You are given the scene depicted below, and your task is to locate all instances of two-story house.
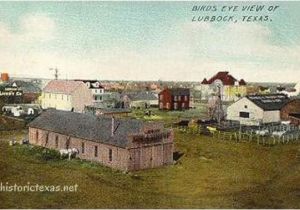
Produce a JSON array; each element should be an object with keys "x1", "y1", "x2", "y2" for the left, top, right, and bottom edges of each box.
[
  {"x1": 74, "y1": 80, "x2": 105, "y2": 103},
  {"x1": 158, "y1": 88, "x2": 190, "y2": 111}
]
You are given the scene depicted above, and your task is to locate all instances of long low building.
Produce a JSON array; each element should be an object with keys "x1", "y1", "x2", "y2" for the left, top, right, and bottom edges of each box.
[{"x1": 28, "y1": 110, "x2": 174, "y2": 171}]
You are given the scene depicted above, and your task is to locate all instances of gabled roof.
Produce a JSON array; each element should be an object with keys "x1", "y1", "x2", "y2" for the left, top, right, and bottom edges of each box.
[
  {"x1": 28, "y1": 109, "x2": 155, "y2": 148},
  {"x1": 246, "y1": 94, "x2": 290, "y2": 111},
  {"x1": 74, "y1": 79, "x2": 104, "y2": 89},
  {"x1": 12, "y1": 80, "x2": 41, "y2": 93},
  {"x1": 43, "y1": 80, "x2": 84, "y2": 95},
  {"x1": 161, "y1": 88, "x2": 190, "y2": 96},
  {"x1": 202, "y1": 71, "x2": 246, "y2": 86}
]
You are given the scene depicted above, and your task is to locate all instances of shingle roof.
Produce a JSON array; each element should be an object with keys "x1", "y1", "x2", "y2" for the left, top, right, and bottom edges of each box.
[
  {"x1": 169, "y1": 88, "x2": 190, "y2": 96},
  {"x1": 43, "y1": 80, "x2": 83, "y2": 95},
  {"x1": 12, "y1": 80, "x2": 41, "y2": 93},
  {"x1": 246, "y1": 94, "x2": 290, "y2": 111},
  {"x1": 28, "y1": 109, "x2": 148, "y2": 148}
]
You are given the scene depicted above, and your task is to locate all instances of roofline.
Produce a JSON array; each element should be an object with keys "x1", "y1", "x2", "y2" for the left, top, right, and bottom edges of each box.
[{"x1": 28, "y1": 125, "x2": 127, "y2": 149}]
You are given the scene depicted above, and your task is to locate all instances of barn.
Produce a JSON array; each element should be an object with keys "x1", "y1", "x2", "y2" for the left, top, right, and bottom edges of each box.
[
  {"x1": 226, "y1": 94, "x2": 290, "y2": 126},
  {"x1": 28, "y1": 109, "x2": 174, "y2": 171}
]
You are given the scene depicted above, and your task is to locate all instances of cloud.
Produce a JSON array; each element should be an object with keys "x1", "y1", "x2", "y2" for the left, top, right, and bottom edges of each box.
[
  {"x1": 0, "y1": 13, "x2": 299, "y2": 83},
  {"x1": 0, "y1": 13, "x2": 56, "y2": 47}
]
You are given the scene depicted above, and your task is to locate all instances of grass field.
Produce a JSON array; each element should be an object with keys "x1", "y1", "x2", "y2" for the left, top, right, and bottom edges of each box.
[{"x1": 0, "y1": 129, "x2": 299, "y2": 208}]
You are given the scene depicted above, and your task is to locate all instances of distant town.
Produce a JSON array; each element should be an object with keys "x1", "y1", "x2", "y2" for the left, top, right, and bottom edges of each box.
[{"x1": 1, "y1": 70, "x2": 300, "y2": 208}]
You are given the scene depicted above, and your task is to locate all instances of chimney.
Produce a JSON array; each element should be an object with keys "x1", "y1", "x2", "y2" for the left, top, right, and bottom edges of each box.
[{"x1": 111, "y1": 116, "x2": 115, "y2": 137}]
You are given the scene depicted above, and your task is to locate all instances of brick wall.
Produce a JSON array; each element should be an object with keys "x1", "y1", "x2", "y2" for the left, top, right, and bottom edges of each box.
[
  {"x1": 28, "y1": 127, "x2": 174, "y2": 171},
  {"x1": 280, "y1": 100, "x2": 300, "y2": 120}
]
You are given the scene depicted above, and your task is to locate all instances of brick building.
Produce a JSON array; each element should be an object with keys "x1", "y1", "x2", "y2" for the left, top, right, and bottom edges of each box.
[
  {"x1": 280, "y1": 99, "x2": 300, "y2": 126},
  {"x1": 28, "y1": 110, "x2": 174, "y2": 171},
  {"x1": 158, "y1": 88, "x2": 190, "y2": 111}
]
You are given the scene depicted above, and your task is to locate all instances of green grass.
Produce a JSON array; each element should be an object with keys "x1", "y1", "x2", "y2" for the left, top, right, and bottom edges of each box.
[{"x1": 0, "y1": 130, "x2": 299, "y2": 208}]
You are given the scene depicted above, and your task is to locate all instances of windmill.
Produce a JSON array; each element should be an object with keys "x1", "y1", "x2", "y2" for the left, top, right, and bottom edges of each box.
[
  {"x1": 49, "y1": 68, "x2": 59, "y2": 80},
  {"x1": 208, "y1": 84, "x2": 224, "y2": 125}
]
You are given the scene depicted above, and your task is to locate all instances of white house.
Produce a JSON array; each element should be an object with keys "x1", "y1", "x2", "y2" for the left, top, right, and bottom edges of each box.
[
  {"x1": 226, "y1": 94, "x2": 290, "y2": 126},
  {"x1": 74, "y1": 80, "x2": 105, "y2": 103}
]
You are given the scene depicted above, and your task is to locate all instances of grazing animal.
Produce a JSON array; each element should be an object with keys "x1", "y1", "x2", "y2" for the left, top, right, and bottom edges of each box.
[
  {"x1": 255, "y1": 130, "x2": 269, "y2": 136},
  {"x1": 272, "y1": 131, "x2": 286, "y2": 138},
  {"x1": 59, "y1": 148, "x2": 79, "y2": 160},
  {"x1": 207, "y1": 126, "x2": 217, "y2": 134}
]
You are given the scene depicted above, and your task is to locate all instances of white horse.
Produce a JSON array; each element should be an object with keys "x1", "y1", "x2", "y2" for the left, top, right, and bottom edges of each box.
[
  {"x1": 59, "y1": 148, "x2": 79, "y2": 160},
  {"x1": 255, "y1": 129, "x2": 269, "y2": 136},
  {"x1": 272, "y1": 131, "x2": 286, "y2": 138}
]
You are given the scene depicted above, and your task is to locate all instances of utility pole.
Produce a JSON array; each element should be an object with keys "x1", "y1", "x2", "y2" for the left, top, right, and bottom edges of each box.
[{"x1": 49, "y1": 67, "x2": 59, "y2": 80}]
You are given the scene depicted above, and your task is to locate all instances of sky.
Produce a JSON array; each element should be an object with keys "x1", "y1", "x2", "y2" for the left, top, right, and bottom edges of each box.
[{"x1": 0, "y1": 1, "x2": 300, "y2": 82}]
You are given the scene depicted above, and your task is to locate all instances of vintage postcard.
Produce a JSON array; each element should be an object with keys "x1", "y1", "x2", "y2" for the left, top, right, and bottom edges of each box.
[{"x1": 0, "y1": 1, "x2": 300, "y2": 209}]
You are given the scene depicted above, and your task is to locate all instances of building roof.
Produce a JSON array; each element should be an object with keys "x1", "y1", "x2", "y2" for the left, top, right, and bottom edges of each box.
[
  {"x1": 43, "y1": 80, "x2": 84, "y2": 95},
  {"x1": 169, "y1": 88, "x2": 190, "y2": 96},
  {"x1": 74, "y1": 79, "x2": 104, "y2": 89},
  {"x1": 289, "y1": 113, "x2": 300, "y2": 120},
  {"x1": 28, "y1": 109, "x2": 153, "y2": 148},
  {"x1": 121, "y1": 91, "x2": 157, "y2": 101},
  {"x1": 201, "y1": 71, "x2": 246, "y2": 86},
  {"x1": 246, "y1": 94, "x2": 290, "y2": 111},
  {"x1": 12, "y1": 80, "x2": 41, "y2": 93}
]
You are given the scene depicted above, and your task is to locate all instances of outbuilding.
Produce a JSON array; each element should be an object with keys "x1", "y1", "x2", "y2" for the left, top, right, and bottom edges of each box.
[
  {"x1": 226, "y1": 94, "x2": 290, "y2": 126},
  {"x1": 28, "y1": 109, "x2": 174, "y2": 171}
]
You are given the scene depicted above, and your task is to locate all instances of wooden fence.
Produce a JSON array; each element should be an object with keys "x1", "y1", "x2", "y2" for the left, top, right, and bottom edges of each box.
[{"x1": 173, "y1": 125, "x2": 300, "y2": 146}]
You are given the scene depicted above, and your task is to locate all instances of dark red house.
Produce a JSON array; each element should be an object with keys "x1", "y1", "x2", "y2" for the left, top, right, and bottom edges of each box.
[{"x1": 158, "y1": 88, "x2": 190, "y2": 111}]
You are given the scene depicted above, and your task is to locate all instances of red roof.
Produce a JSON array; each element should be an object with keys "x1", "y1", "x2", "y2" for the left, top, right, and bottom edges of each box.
[
  {"x1": 201, "y1": 71, "x2": 246, "y2": 86},
  {"x1": 201, "y1": 78, "x2": 208, "y2": 84},
  {"x1": 43, "y1": 80, "x2": 84, "y2": 95},
  {"x1": 239, "y1": 79, "x2": 246, "y2": 86}
]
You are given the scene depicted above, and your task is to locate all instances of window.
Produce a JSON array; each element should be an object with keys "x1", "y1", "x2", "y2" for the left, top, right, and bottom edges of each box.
[
  {"x1": 66, "y1": 138, "x2": 70, "y2": 149},
  {"x1": 159, "y1": 95, "x2": 163, "y2": 100},
  {"x1": 55, "y1": 136, "x2": 59, "y2": 148},
  {"x1": 94, "y1": 146, "x2": 98, "y2": 157},
  {"x1": 166, "y1": 102, "x2": 170, "y2": 109},
  {"x1": 184, "y1": 96, "x2": 188, "y2": 101},
  {"x1": 174, "y1": 102, "x2": 178, "y2": 110},
  {"x1": 81, "y1": 142, "x2": 85, "y2": 154},
  {"x1": 239, "y1": 112, "x2": 250, "y2": 118},
  {"x1": 174, "y1": 96, "x2": 178, "y2": 101},
  {"x1": 45, "y1": 134, "x2": 49, "y2": 145},
  {"x1": 159, "y1": 102, "x2": 163, "y2": 109},
  {"x1": 178, "y1": 96, "x2": 182, "y2": 101},
  {"x1": 244, "y1": 105, "x2": 248, "y2": 108},
  {"x1": 36, "y1": 130, "x2": 39, "y2": 143},
  {"x1": 182, "y1": 102, "x2": 185, "y2": 109},
  {"x1": 109, "y1": 149, "x2": 112, "y2": 161}
]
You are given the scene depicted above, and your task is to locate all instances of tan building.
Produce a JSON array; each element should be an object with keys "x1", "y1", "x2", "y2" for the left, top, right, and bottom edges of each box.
[
  {"x1": 40, "y1": 80, "x2": 93, "y2": 113},
  {"x1": 28, "y1": 109, "x2": 174, "y2": 171}
]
